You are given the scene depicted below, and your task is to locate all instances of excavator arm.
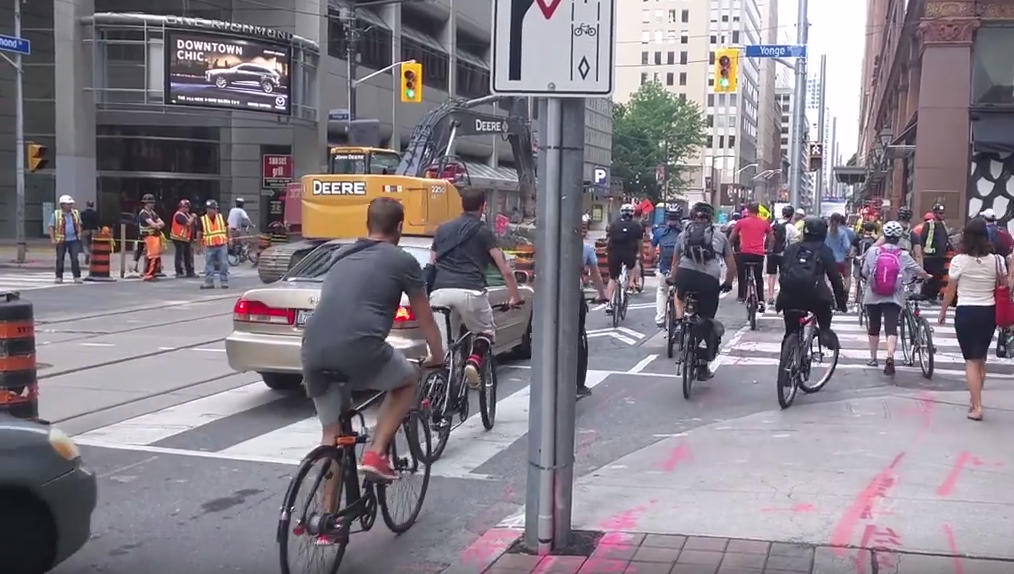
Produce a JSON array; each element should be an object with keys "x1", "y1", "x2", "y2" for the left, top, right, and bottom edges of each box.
[{"x1": 398, "y1": 97, "x2": 536, "y2": 213}]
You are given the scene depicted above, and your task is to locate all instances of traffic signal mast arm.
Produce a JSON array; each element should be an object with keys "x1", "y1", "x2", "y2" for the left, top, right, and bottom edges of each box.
[{"x1": 354, "y1": 58, "x2": 416, "y2": 88}]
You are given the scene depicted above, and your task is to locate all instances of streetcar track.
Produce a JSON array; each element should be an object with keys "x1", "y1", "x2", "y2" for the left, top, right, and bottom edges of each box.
[
  {"x1": 35, "y1": 294, "x2": 239, "y2": 326},
  {"x1": 37, "y1": 311, "x2": 235, "y2": 347},
  {"x1": 38, "y1": 335, "x2": 230, "y2": 380}
]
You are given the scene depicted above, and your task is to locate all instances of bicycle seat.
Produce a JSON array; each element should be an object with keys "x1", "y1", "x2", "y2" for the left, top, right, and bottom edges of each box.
[
  {"x1": 430, "y1": 305, "x2": 452, "y2": 315},
  {"x1": 318, "y1": 370, "x2": 355, "y2": 414}
]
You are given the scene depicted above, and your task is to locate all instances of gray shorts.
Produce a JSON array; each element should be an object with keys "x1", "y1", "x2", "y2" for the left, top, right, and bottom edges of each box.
[{"x1": 306, "y1": 347, "x2": 416, "y2": 427}]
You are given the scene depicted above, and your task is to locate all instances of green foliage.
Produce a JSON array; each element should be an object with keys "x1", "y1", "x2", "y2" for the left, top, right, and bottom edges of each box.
[{"x1": 612, "y1": 82, "x2": 707, "y2": 202}]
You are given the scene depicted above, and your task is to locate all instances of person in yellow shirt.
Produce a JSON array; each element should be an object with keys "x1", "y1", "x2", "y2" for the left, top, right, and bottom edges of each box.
[{"x1": 195, "y1": 200, "x2": 230, "y2": 289}]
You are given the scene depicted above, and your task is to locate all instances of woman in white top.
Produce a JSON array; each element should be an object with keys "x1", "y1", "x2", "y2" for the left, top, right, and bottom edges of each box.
[{"x1": 938, "y1": 218, "x2": 1014, "y2": 420}]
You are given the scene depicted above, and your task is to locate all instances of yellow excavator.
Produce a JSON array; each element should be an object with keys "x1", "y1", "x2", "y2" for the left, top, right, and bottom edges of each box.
[{"x1": 257, "y1": 97, "x2": 536, "y2": 283}]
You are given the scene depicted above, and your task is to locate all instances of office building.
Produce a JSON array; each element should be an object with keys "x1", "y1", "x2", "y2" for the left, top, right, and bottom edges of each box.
[
  {"x1": 754, "y1": 0, "x2": 782, "y2": 203},
  {"x1": 615, "y1": 0, "x2": 764, "y2": 202},
  {"x1": 0, "y1": 0, "x2": 612, "y2": 238},
  {"x1": 775, "y1": 85, "x2": 811, "y2": 209}
]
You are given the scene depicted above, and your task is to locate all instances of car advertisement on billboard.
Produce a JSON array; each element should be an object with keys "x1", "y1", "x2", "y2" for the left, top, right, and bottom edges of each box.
[{"x1": 165, "y1": 30, "x2": 291, "y2": 115}]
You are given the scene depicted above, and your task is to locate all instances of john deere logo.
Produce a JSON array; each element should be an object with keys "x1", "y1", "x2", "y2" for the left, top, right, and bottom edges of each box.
[{"x1": 312, "y1": 181, "x2": 367, "y2": 195}]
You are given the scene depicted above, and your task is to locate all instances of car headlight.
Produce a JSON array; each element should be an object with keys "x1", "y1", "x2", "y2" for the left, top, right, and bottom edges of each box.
[{"x1": 48, "y1": 427, "x2": 81, "y2": 461}]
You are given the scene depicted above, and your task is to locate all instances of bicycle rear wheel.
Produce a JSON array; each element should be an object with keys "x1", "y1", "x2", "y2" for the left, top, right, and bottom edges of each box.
[
  {"x1": 665, "y1": 302, "x2": 676, "y2": 359},
  {"x1": 799, "y1": 330, "x2": 839, "y2": 394},
  {"x1": 278, "y1": 446, "x2": 350, "y2": 574},
  {"x1": 227, "y1": 252, "x2": 240, "y2": 267},
  {"x1": 379, "y1": 409, "x2": 431, "y2": 534},
  {"x1": 899, "y1": 312, "x2": 914, "y2": 366},
  {"x1": 478, "y1": 350, "x2": 497, "y2": 430},
  {"x1": 747, "y1": 293, "x2": 758, "y2": 331},
  {"x1": 611, "y1": 289, "x2": 621, "y2": 328},
  {"x1": 777, "y1": 334, "x2": 800, "y2": 408},
  {"x1": 681, "y1": 331, "x2": 694, "y2": 400},
  {"x1": 913, "y1": 316, "x2": 935, "y2": 379},
  {"x1": 418, "y1": 370, "x2": 451, "y2": 463}
]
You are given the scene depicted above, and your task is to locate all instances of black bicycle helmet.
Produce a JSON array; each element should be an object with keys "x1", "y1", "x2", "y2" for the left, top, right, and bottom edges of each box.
[
  {"x1": 802, "y1": 216, "x2": 828, "y2": 241},
  {"x1": 897, "y1": 206, "x2": 912, "y2": 221},
  {"x1": 665, "y1": 205, "x2": 683, "y2": 219},
  {"x1": 781, "y1": 204, "x2": 795, "y2": 218},
  {"x1": 690, "y1": 202, "x2": 715, "y2": 221},
  {"x1": 861, "y1": 221, "x2": 876, "y2": 233}
]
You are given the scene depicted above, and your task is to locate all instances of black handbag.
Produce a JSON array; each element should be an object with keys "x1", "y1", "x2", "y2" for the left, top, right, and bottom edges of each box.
[{"x1": 423, "y1": 224, "x2": 483, "y2": 293}]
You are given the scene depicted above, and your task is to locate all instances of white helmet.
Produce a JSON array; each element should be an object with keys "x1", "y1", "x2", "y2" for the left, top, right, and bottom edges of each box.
[
  {"x1": 620, "y1": 203, "x2": 634, "y2": 212},
  {"x1": 581, "y1": 213, "x2": 591, "y2": 224},
  {"x1": 58, "y1": 195, "x2": 74, "y2": 204},
  {"x1": 882, "y1": 220, "x2": 905, "y2": 238}
]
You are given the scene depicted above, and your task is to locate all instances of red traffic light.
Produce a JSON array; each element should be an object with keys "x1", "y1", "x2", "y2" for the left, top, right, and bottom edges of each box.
[
  {"x1": 719, "y1": 55, "x2": 730, "y2": 67},
  {"x1": 404, "y1": 71, "x2": 416, "y2": 82}
]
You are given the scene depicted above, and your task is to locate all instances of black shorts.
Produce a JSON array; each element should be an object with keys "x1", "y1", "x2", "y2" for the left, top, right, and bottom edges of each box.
[
  {"x1": 954, "y1": 305, "x2": 996, "y2": 360},
  {"x1": 766, "y1": 254, "x2": 782, "y2": 275},
  {"x1": 607, "y1": 249, "x2": 638, "y2": 280},
  {"x1": 673, "y1": 268, "x2": 721, "y2": 319}
]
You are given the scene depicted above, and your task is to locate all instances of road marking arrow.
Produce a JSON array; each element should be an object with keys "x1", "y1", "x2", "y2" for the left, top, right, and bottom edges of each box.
[{"x1": 535, "y1": 0, "x2": 562, "y2": 19}]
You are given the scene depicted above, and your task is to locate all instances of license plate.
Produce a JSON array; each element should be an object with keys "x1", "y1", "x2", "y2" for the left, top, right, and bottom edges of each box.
[{"x1": 296, "y1": 310, "x2": 314, "y2": 326}]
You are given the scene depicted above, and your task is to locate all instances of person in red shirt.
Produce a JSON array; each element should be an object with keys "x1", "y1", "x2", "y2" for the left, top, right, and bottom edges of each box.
[{"x1": 728, "y1": 202, "x2": 774, "y2": 309}]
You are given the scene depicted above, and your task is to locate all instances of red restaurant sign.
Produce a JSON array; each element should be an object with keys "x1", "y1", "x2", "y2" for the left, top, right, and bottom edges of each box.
[{"x1": 262, "y1": 154, "x2": 293, "y2": 189}]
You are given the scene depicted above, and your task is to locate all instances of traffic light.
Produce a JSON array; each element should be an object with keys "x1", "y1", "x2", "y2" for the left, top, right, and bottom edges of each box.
[
  {"x1": 713, "y1": 48, "x2": 738, "y2": 93},
  {"x1": 808, "y1": 142, "x2": 823, "y2": 172},
  {"x1": 26, "y1": 142, "x2": 48, "y2": 172},
  {"x1": 400, "y1": 62, "x2": 423, "y2": 103}
]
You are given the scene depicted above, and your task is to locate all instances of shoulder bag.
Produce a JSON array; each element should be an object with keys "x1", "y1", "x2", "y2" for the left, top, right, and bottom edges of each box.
[
  {"x1": 993, "y1": 254, "x2": 1014, "y2": 328},
  {"x1": 423, "y1": 223, "x2": 483, "y2": 294}
]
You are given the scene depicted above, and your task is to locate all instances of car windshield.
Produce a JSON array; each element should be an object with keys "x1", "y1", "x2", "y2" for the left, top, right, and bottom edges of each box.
[{"x1": 283, "y1": 242, "x2": 430, "y2": 282}]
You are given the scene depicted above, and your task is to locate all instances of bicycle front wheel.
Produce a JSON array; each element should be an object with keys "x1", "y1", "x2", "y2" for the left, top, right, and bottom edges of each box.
[
  {"x1": 799, "y1": 330, "x2": 839, "y2": 394},
  {"x1": 278, "y1": 446, "x2": 349, "y2": 574},
  {"x1": 478, "y1": 351, "x2": 498, "y2": 429},
  {"x1": 777, "y1": 334, "x2": 800, "y2": 409},
  {"x1": 379, "y1": 409, "x2": 431, "y2": 533},
  {"x1": 418, "y1": 370, "x2": 451, "y2": 463},
  {"x1": 665, "y1": 303, "x2": 676, "y2": 359},
  {"x1": 227, "y1": 252, "x2": 240, "y2": 267},
  {"x1": 914, "y1": 316, "x2": 935, "y2": 379},
  {"x1": 611, "y1": 290, "x2": 621, "y2": 328},
  {"x1": 681, "y1": 332, "x2": 694, "y2": 400},
  {"x1": 899, "y1": 312, "x2": 913, "y2": 366}
]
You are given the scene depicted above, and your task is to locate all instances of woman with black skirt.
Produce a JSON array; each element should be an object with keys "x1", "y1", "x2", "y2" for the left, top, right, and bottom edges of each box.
[{"x1": 938, "y1": 218, "x2": 1014, "y2": 420}]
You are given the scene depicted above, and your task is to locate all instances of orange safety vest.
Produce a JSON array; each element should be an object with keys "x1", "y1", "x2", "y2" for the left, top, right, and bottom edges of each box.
[
  {"x1": 200, "y1": 213, "x2": 228, "y2": 247},
  {"x1": 53, "y1": 209, "x2": 81, "y2": 242},
  {"x1": 170, "y1": 210, "x2": 192, "y2": 241}
]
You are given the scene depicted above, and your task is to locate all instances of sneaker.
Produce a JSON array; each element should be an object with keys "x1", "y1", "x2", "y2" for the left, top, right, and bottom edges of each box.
[
  {"x1": 54, "y1": 277, "x2": 63, "y2": 284},
  {"x1": 73, "y1": 277, "x2": 83, "y2": 284},
  {"x1": 463, "y1": 354, "x2": 482, "y2": 388},
  {"x1": 220, "y1": 284, "x2": 229, "y2": 289},
  {"x1": 884, "y1": 358, "x2": 896, "y2": 376},
  {"x1": 200, "y1": 283, "x2": 215, "y2": 290},
  {"x1": 360, "y1": 451, "x2": 398, "y2": 481},
  {"x1": 604, "y1": 306, "x2": 614, "y2": 315},
  {"x1": 697, "y1": 365, "x2": 714, "y2": 381}
]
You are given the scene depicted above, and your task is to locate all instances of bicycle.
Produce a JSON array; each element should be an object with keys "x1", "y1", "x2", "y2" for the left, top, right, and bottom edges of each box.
[
  {"x1": 674, "y1": 291, "x2": 702, "y2": 400},
  {"x1": 632, "y1": 260, "x2": 645, "y2": 294},
  {"x1": 665, "y1": 284, "x2": 678, "y2": 359},
  {"x1": 854, "y1": 274, "x2": 868, "y2": 327},
  {"x1": 228, "y1": 231, "x2": 258, "y2": 267},
  {"x1": 776, "y1": 310, "x2": 840, "y2": 409},
  {"x1": 611, "y1": 264, "x2": 631, "y2": 328},
  {"x1": 744, "y1": 263, "x2": 760, "y2": 331},
  {"x1": 899, "y1": 280, "x2": 935, "y2": 379},
  {"x1": 573, "y1": 23, "x2": 597, "y2": 36},
  {"x1": 419, "y1": 302, "x2": 521, "y2": 462},
  {"x1": 277, "y1": 364, "x2": 431, "y2": 574}
]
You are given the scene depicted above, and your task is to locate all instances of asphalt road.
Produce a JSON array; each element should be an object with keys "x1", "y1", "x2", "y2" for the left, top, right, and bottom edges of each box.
[{"x1": 28, "y1": 273, "x2": 994, "y2": 574}]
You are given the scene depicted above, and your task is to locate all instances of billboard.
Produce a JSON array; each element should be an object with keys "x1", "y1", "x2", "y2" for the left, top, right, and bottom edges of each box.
[{"x1": 165, "y1": 30, "x2": 291, "y2": 115}]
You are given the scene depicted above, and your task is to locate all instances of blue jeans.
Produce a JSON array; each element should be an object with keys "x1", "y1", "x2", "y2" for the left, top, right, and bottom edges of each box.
[{"x1": 203, "y1": 245, "x2": 229, "y2": 284}]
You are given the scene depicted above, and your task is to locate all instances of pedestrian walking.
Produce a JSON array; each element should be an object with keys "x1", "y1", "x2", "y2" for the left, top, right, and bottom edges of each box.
[
  {"x1": 47, "y1": 195, "x2": 84, "y2": 284},
  {"x1": 137, "y1": 194, "x2": 165, "y2": 281},
  {"x1": 80, "y1": 200, "x2": 99, "y2": 265},
  {"x1": 170, "y1": 200, "x2": 197, "y2": 278},
  {"x1": 938, "y1": 218, "x2": 1014, "y2": 421},
  {"x1": 197, "y1": 200, "x2": 229, "y2": 289}
]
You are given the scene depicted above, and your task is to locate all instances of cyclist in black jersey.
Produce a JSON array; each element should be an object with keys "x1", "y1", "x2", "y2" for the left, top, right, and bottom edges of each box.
[{"x1": 605, "y1": 203, "x2": 644, "y2": 315}]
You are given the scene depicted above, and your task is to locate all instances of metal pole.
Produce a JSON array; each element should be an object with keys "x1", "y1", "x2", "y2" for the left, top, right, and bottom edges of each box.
[
  {"x1": 787, "y1": 0, "x2": 808, "y2": 209},
  {"x1": 551, "y1": 98, "x2": 585, "y2": 546},
  {"x1": 813, "y1": 54, "x2": 826, "y2": 214},
  {"x1": 525, "y1": 97, "x2": 562, "y2": 554},
  {"x1": 344, "y1": 9, "x2": 358, "y2": 127},
  {"x1": 14, "y1": 0, "x2": 26, "y2": 263}
]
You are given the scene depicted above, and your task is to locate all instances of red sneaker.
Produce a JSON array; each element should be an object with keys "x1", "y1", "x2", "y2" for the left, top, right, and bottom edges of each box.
[
  {"x1": 463, "y1": 354, "x2": 482, "y2": 388},
  {"x1": 360, "y1": 450, "x2": 398, "y2": 481}
]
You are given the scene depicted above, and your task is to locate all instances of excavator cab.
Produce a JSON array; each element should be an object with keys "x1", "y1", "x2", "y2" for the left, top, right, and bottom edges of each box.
[
  {"x1": 328, "y1": 147, "x2": 402, "y2": 175},
  {"x1": 424, "y1": 155, "x2": 471, "y2": 188}
]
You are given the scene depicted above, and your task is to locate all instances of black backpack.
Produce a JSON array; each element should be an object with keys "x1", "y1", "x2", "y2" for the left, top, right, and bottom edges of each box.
[
  {"x1": 683, "y1": 222, "x2": 717, "y2": 263},
  {"x1": 771, "y1": 222, "x2": 787, "y2": 252},
  {"x1": 780, "y1": 244, "x2": 823, "y2": 292}
]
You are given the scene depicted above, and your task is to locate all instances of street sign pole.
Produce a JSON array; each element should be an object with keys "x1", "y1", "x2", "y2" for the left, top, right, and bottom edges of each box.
[
  {"x1": 13, "y1": 0, "x2": 26, "y2": 263},
  {"x1": 787, "y1": 0, "x2": 809, "y2": 209}
]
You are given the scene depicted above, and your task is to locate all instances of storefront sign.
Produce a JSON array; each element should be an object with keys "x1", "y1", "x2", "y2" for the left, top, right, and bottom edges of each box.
[
  {"x1": 165, "y1": 30, "x2": 291, "y2": 115},
  {"x1": 262, "y1": 154, "x2": 293, "y2": 189},
  {"x1": 164, "y1": 16, "x2": 294, "y2": 43}
]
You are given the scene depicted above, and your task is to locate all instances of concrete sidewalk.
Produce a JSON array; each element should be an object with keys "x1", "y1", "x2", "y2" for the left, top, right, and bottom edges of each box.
[{"x1": 442, "y1": 386, "x2": 1014, "y2": 572}]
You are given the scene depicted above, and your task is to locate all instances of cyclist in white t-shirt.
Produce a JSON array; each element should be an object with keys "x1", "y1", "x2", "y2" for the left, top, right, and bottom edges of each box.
[{"x1": 227, "y1": 198, "x2": 252, "y2": 248}]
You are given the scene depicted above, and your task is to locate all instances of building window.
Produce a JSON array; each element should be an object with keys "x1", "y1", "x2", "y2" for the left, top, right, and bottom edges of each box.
[
  {"x1": 401, "y1": 37, "x2": 449, "y2": 91},
  {"x1": 641, "y1": 72, "x2": 649, "y2": 84},
  {"x1": 666, "y1": 72, "x2": 674, "y2": 85},
  {"x1": 668, "y1": 9, "x2": 677, "y2": 22},
  {"x1": 718, "y1": 136, "x2": 725, "y2": 148},
  {"x1": 642, "y1": 8, "x2": 650, "y2": 22},
  {"x1": 642, "y1": 31, "x2": 650, "y2": 43},
  {"x1": 679, "y1": 72, "x2": 687, "y2": 86},
  {"x1": 641, "y1": 51, "x2": 649, "y2": 65},
  {"x1": 667, "y1": 30, "x2": 677, "y2": 43},
  {"x1": 681, "y1": 9, "x2": 689, "y2": 22},
  {"x1": 710, "y1": 35, "x2": 717, "y2": 44},
  {"x1": 732, "y1": 30, "x2": 740, "y2": 43},
  {"x1": 359, "y1": 23, "x2": 393, "y2": 70},
  {"x1": 679, "y1": 93, "x2": 686, "y2": 101},
  {"x1": 680, "y1": 31, "x2": 689, "y2": 44},
  {"x1": 457, "y1": 61, "x2": 490, "y2": 98},
  {"x1": 654, "y1": 51, "x2": 662, "y2": 65},
  {"x1": 667, "y1": 51, "x2": 675, "y2": 65},
  {"x1": 729, "y1": 135, "x2": 736, "y2": 148},
  {"x1": 973, "y1": 27, "x2": 1014, "y2": 104},
  {"x1": 708, "y1": 94, "x2": 714, "y2": 106},
  {"x1": 707, "y1": 114, "x2": 714, "y2": 127},
  {"x1": 709, "y1": 52, "x2": 715, "y2": 65},
  {"x1": 680, "y1": 51, "x2": 687, "y2": 64}
]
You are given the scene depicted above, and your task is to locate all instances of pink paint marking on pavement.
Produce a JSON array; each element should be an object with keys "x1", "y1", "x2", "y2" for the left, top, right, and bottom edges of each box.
[
  {"x1": 456, "y1": 528, "x2": 521, "y2": 570},
  {"x1": 761, "y1": 503, "x2": 815, "y2": 513},
  {"x1": 597, "y1": 499, "x2": 658, "y2": 531},
  {"x1": 828, "y1": 452, "x2": 905, "y2": 554},
  {"x1": 656, "y1": 442, "x2": 690, "y2": 472},
  {"x1": 942, "y1": 524, "x2": 964, "y2": 574}
]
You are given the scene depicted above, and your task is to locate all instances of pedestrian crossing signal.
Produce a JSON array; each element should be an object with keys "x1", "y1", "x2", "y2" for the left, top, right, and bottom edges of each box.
[
  {"x1": 400, "y1": 62, "x2": 422, "y2": 103},
  {"x1": 26, "y1": 142, "x2": 48, "y2": 172},
  {"x1": 713, "y1": 48, "x2": 738, "y2": 93}
]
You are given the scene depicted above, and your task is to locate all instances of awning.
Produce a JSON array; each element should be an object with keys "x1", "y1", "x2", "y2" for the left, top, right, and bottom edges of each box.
[{"x1": 972, "y1": 114, "x2": 1014, "y2": 154}]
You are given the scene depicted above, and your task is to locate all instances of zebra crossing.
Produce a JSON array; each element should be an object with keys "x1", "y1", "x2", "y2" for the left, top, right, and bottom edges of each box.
[
  {"x1": 0, "y1": 271, "x2": 92, "y2": 292},
  {"x1": 71, "y1": 368, "x2": 611, "y2": 479},
  {"x1": 730, "y1": 307, "x2": 1014, "y2": 377}
]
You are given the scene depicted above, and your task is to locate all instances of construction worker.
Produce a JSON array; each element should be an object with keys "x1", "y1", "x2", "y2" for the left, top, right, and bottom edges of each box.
[
  {"x1": 197, "y1": 199, "x2": 229, "y2": 289},
  {"x1": 48, "y1": 195, "x2": 83, "y2": 284},
  {"x1": 170, "y1": 199, "x2": 197, "y2": 278},
  {"x1": 138, "y1": 194, "x2": 165, "y2": 281},
  {"x1": 918, "y1": 204, "x2": 952, "y2": 302}
]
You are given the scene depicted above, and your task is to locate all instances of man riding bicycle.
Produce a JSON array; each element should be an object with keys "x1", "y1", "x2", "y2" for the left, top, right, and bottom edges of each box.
[
  {"x1": 728, "y1": 202, "x2": 774, "y2": 312},
  {"x1": 651, "y1": 206, "x2": 683, "y2": 328},
  {"x1": 666, "y1": 202, "x2": 736, "y2": 381},
  {"x1": 429, "y1": 189, "x2": 522, "y2": 389},
  {"x1": 301, "y1": 198, "x2": 445, "y2": 485},
  {"x1": 852, "y1": 221, "x2": 878, "y2": 305},
  {"x1": 766, "y1": 205, "x2": 798, "y2": 306},
  {"x1": 605, "y1": 204, "x2": 644, "y2": 315},
  {"x1": 776, "y1": 217, "x2": 848, "y2": 349}
]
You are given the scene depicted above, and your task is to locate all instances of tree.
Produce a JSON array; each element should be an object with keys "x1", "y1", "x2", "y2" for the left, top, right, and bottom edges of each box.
[{"x1": 612, "y1": 82, "x2": 707, "y2": 202}]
